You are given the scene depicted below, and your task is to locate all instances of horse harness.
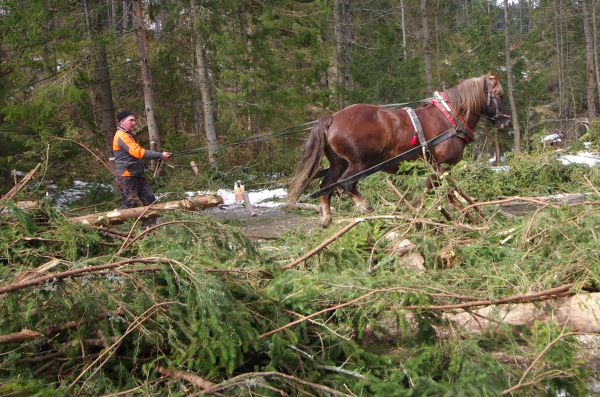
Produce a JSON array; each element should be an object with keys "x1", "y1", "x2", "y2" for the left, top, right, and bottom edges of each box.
[{"x1": 309, "y1": 92, "x2": 475, "y2": 198}]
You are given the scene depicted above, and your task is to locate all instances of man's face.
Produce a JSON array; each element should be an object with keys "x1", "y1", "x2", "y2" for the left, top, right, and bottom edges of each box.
[{"x1": 120, "y1": 116, "x2": 136, "y2": 131}]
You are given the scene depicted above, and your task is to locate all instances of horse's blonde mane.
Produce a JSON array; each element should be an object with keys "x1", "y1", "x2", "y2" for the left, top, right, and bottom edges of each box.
[{"x1": 444, "y1": 75, "x2": 496, "y2": 122}]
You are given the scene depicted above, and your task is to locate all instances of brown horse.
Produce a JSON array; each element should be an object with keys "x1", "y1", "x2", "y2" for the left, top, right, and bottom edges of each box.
[{"x1": 287, "y1": 74, "x2": 511, "y2": 227}]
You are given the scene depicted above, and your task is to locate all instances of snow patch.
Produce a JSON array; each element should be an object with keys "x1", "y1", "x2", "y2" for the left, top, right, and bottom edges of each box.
[{"x1": 187, "y1": 188, "x2": 288, "y2": 208}]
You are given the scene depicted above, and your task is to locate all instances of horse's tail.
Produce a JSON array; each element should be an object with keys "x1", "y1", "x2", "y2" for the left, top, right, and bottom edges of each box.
[{"x1": 287, "y1": 116, "x2": 332, "y2": 205}]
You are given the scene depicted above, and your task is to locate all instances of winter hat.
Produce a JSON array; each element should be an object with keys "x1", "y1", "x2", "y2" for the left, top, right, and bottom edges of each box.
[{"x1": 116, "y1": 110, "x2": 134, "y2": 123}]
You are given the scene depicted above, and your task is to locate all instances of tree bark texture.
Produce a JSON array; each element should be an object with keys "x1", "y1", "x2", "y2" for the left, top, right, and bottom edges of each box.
[
  {"x1": 400, "y1": 0, "x2": 407, "y2": 60},
  {"x1": 133, "y1": 0, "x2": 161, "y2": 153},
  {"x1": 582, "y1": 0, "x2": 596, "y2": 122},
  {"x1": 503, "y1": 0, "x2": 521, "y2": 155},
  {"x1": 190, "y1": 0, "x2": 218, "y2": 165},
  {"x1": 420, "y1": 0, "x2": 433, "y2": 94},
  {"x1": 68, "y1": 195, "x2": 223, "y2": 226},
  {"x1": 333, "y1": 0, "x2": 352, "y2": 106}
]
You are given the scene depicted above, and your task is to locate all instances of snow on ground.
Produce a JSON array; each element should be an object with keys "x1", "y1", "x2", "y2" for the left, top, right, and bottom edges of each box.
[
  {"x1": 558, "y1": 151, "x2": 600, "y2": 167},
  {"x1": 49, "y1": 180, "x2": 112, "y2": 208},
  {"x1": 187, "y1": 187, "x2": 288, "y2": 208}
]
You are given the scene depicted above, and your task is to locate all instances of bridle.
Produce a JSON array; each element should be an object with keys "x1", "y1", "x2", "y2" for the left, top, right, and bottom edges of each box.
[{"x1": 481, "y1": 77, "x2": 510, "y2": 125}]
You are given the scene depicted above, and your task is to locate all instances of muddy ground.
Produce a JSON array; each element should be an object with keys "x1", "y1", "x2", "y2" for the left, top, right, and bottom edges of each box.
[{"x1": 204, "y1": 204, "x2": 321, "y2": 240}]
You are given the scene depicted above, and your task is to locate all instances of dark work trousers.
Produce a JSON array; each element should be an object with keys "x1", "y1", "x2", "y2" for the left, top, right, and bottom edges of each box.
[{"x1": 116, "y1": 176, "x2": 157, "y2": 228}]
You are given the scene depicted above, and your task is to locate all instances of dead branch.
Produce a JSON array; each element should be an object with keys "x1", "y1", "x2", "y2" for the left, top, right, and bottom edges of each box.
[
  {"x1": 0, "y1": 257, "x2": 170, "y2": 295},
  {"x1": 280, "y1": 217, "x2": 365, "y2": 270},
  {"x1": 260, "y1": 283, "x2": 577, "y2": 338},
  {"x1": 0, "y1": 163, "x2": 41, "y2": 209},
  {"x1": 202, "y1": 371, "x2": 353, "y2": 397},
  {"x1": 0, "y1": 329, "x2": 42, "y2": 345},
  {"x1": 156, "y1": 366, "x2": 216, "y2": 390}
]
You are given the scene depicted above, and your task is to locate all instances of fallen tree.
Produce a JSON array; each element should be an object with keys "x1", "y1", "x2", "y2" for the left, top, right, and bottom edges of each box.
[{"x1": 67, "y1": 194, "x2": 223, "y2": 226}]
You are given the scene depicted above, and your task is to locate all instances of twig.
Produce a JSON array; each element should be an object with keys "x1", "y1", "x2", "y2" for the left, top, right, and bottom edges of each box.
[
  {"x1": 0, "y1": 163, "x2": 41, "y2": 209},
  {"x1": 385, "y1": 178, "x2": 417, "y2": 214},
  {"x1": 52, "y1": 137, "x2": 114, "y2": 176},
  {"x1": 280, "y1": 217, "x2": 366, "y2": 270},
  {"x1": 70, "y1": 301, "x2": 178, "y2": 389},
  {"x1": 0, "y1": 257, "x2": 170, "y2": 295},
  {"x1": 260, "y1": 283, "x2": 577, "y2": 338},
  {"x1": 461, "y1": 196, "x2": 558, "y2": 213},
  {"x1": 501, "y1": 330, "x2": 597, "y2": 395},
  {"x1": 201, "y1": 371, "x2": 353, "y2": 397},
  {"x1": 156, "y1": 365, "x2": 216, "y2": 390}
]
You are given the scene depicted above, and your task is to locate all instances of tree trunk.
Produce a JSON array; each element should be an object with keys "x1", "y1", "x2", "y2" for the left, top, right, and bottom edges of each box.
[
  {"x1": 582, "y1": 0, "x2": 596, "y2": 122},
  {"x1": 400, "y1": 0, "x2": 407, "y2": 60},
  {"x1": 94, "y1": 43, "x2": 117, "y2": 166},
  {"x1": 68, "y1": 195, "x2": 223, "y2": 226},
  {"x1": 494, "y1": 131, "x2": 501, "y2": 166},
  {"x1": 342, "y1": 0, "x2": 353, "y2": 91},
  {"x1": 333, "y1": 0, "x2": 346, "y2": 106},
  {"x1": 593, "y1": 3, "x2": 600, "y2": 108},
  {"x1": 81, "y1": 0, "x2": 116, "y2": 168},
  {"x1": 190, "y1": 0, "x2": 218, "y2": 165},
  {"x1": 133, "y1": 0, "x2": 161, "y2": 156},
  {"x1": 420, "y1": 0, "x2": 432, "y2": 94},
  {"x1": 503, "y1": 0, "x2": 521, "y2": 155},
  {"x1": 122, "y1": 0, "x2": 130, "y2": 31}
]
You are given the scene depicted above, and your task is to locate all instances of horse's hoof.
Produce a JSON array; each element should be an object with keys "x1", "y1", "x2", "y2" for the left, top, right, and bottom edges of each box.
[
  {"x1": 320, "y1": 217, "x2": 332, "y2": 228},
  {"x1": 356, "y1": 205, "x2": 374, "y2": 214}
]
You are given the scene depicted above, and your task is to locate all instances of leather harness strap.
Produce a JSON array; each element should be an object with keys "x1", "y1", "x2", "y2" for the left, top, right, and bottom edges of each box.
[{"x1": 431, "y1": 91, "x2": 475, "y2": 143}]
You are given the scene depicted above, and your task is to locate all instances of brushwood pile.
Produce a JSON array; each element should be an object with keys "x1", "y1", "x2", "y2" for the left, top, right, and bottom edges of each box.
[{"x1": 1, "y1": 150, "x2": 599, "y2": 396}]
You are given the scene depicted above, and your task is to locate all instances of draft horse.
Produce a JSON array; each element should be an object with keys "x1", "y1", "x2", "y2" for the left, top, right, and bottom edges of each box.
[{"x1": 287, "y1": 74, "x2": 511, "y2": 227}]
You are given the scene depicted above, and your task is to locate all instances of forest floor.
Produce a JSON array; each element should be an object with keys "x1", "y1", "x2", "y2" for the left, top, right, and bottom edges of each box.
[{"x1": 204, "y1": 204, "x2": 319, "y2": 240}]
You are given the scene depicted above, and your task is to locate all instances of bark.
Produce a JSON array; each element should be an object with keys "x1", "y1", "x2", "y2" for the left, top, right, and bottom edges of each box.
[
  {"x1": 420, "y1": 0, "x2": 432, "y2": 94},
  {"x1": 68, "y1": 195, "x2": 223, "y2": 226},
  {"x1": 400, "y1": 0, "x2": 407, "y2": 60},
  {"x1": 494, "y1": 130, "x2": 501, "y2": 166},
  {"x1": 503, "y1": 0, "x2": 521, "y2": 155},
  {"x1": 448, "y1": 293, "x2": 600, "y2": 334},
  {"x1": 156, "y1": 366, "x2": 216, "y2": 390},
  {"x1": 333, "y1": 0, "x2": 345, "y2": 105},
  {"x1": 593, "y1": 3, "x2": 600, "y2": 107},
  {"x1": 133, "y1": 0, "x2": 161, "y2": 154},
  {"x1": 0, "y1": 330, "x2": 42, "y2": 345},
  {"x1": 122, "y1": 0, "x2": 130, "y2": 31},
  {"x1": 81, "y1": 0, "x2": 117, "y2": 167},
  {"x1": 582, "y1": 0, "x2": 596, "y2": 122},
  {"x1": 190, "y1": 0, "x2": 218, "y2": 165}
]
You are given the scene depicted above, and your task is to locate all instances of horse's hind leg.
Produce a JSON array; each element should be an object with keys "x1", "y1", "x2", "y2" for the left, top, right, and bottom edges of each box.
[
  {"x1": 319, "y1": 150, "x2": 347, "y2": 228},
  {"x1": 339, "y1": 164, "x2": 373, "y2": 214}
]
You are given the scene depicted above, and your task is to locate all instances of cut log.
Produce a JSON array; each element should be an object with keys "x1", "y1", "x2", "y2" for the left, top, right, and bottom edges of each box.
[
  {"x1": 363, "y1": 292, "x2": 600, "y2": 344},
  {"x1": 448, "y1": 292, "x2": 600, "y2": 334},
  {"x1": 68, "y1": 194, "x2": 223, "y2": 226}
]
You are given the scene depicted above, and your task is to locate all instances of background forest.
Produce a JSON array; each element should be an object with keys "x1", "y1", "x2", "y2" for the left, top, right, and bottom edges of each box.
[
  {"x1": 2, "y1": 1, "x2": 600, "y2": 397},
  {"x1": 0, "y1": 0, "x2": 598, "y2": 191}
]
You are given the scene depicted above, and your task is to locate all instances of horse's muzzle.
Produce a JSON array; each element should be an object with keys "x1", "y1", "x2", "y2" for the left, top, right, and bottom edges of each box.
[{"x1": 493, "y1": 113, "x2": 511, "y2": 129}]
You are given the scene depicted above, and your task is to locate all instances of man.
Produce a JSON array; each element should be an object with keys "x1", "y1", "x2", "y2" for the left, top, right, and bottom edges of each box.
[{"x1": 112, "y1": 110, "x2": 171, "y2": 227}]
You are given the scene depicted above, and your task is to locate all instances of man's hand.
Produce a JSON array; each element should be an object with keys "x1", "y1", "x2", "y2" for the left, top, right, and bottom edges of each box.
[{"x1": 161, "y1": 151, "x2": 172, "y2": 160}]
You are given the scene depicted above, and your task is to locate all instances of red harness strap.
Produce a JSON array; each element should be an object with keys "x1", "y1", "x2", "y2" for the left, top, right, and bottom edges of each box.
[{"x1": 430, "y1": 92, "x2": 475, "y2": 143}]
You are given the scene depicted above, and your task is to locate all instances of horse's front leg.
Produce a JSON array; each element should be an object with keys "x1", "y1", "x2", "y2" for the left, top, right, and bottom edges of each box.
[{"x1": 319, "y1": 194, "x2": 333, "y2": 228}]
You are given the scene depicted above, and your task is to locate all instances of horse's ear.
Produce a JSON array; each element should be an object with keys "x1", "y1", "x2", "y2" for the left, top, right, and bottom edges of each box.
[{"x1": 488, "y1": 74, "x2": 498, "y2": 87}]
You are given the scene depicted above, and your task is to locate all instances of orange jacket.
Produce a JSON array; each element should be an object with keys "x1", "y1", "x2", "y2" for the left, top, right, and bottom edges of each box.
[{"x1": 112, "y1": 129, "x2": 162, "y2": 177}]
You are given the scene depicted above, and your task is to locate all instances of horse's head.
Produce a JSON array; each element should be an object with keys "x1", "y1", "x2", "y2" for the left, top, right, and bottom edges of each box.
[{"x1": 483, "y1": 75, "x2": 511, "y2": 129}]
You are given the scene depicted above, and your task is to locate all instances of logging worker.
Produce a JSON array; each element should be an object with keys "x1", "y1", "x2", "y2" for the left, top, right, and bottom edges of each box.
[{"x1": 113, "y1": 110, "x2": 172, "y2": 227}]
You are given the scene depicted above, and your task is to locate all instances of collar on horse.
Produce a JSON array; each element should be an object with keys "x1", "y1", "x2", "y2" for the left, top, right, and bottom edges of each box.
[{"x1": 430, "y1": 91, "x2": 475, "y2": 143}]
